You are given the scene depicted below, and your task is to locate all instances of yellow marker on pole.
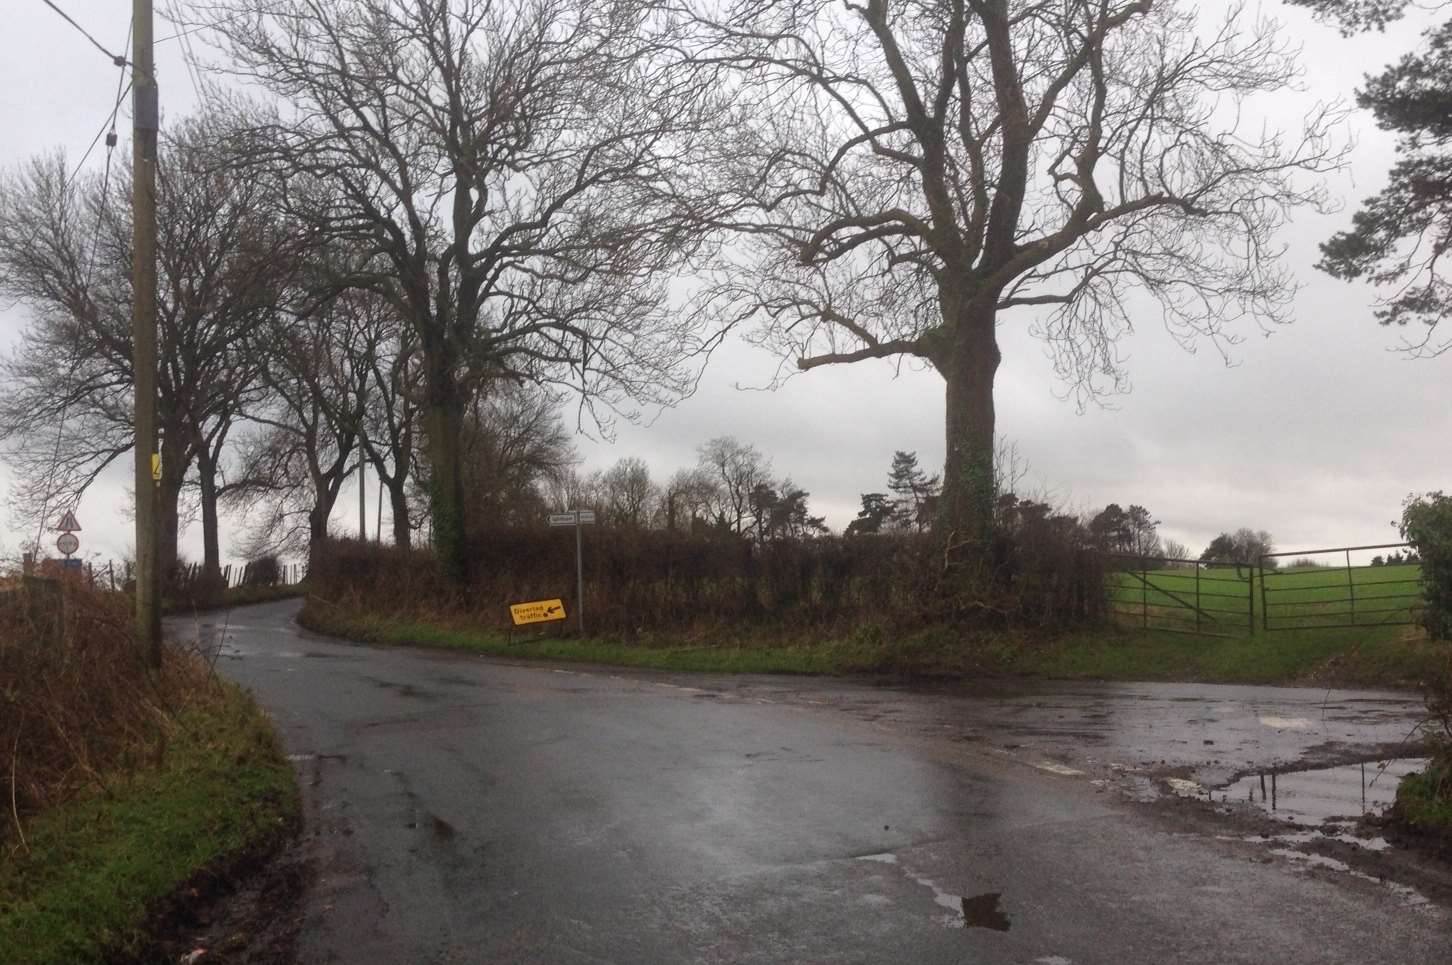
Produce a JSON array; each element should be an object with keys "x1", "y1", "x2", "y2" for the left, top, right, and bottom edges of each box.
[
  {"x1": 151, "y1": 453, "x2": 162, "y2": 482},
  {"x1": 509, "y1": 599, "x2": 567, "y2": 626}
]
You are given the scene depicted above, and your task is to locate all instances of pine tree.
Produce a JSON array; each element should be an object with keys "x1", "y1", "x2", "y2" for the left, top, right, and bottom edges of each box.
[
  {"x1": 845, "y1": 493, "x2": 894, "y2": 537},
  {"x1": 1295, "y1": 0, "x2": 1452, "y2": 355},
  {"x1": 886, "y1": 451, "x2": 941, "y2": 532}
]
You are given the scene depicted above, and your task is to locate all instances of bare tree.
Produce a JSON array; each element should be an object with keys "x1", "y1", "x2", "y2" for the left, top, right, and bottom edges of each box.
[
  {"x1": 225, "y1": 290, "x2": 374, "y2": 555},
  {"x1": 660, "y1": 466, "x2": 720, "y2": 531},
  {"x1": 200, "y1": 0, "x2": 726, "y2": 583},
  {"x1": 696, "y1": 436, "x2": 772, "y2": 534},
  {"x1": 545, "y1": 466, "x2": 606, "y2": 518},
  {"x1": 1161, "y1": 538, "x2": 1190, "y2": 563},
  {"x1": 0, "y1": 117, "x2": 288, "y2": 580},
  {"x1": 601, "y1": 457, "x2": 659, "y2": 528},
  {"x1": 453, "y1": 382, "x2": 576, "y2": 529},
  {"x1": 683, "y1": 0, "x2": 1346, "y2": 544},
  {"x1": 357, "y1": 299, "x2": 422, "y2": 547}
]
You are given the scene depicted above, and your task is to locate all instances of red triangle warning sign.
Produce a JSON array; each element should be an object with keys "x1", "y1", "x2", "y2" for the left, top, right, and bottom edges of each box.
[{"x1": 55, "y1": 509, "x2": 81, "y2": 532}]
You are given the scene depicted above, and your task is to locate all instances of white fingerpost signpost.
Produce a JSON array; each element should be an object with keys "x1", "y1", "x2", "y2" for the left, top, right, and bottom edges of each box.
[{"x1": 548, "y1": 510, "x2": 596, "y2": 634}]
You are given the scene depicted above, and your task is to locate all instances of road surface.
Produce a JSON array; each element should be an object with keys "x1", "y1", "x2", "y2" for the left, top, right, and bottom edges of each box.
[{"x1": 180, "y1": 601, "x2": 1448, "y2": 964}]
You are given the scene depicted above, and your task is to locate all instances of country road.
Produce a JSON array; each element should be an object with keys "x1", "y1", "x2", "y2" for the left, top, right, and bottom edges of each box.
[{"x1": 179, "y1": 600, "x2": 1449, "y2": 964}]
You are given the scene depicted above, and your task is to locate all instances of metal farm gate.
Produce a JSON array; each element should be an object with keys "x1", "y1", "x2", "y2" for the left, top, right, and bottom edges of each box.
[
  {"x1": 1107, "y1": 543, "x2": 1427, "y2": 637},
  {"x1": 1258, "y1": 543, "x2": 1425, "y2": 631},
  {"x1": 1106, "y1": 555, "x2": 1254, "y2": 637}
]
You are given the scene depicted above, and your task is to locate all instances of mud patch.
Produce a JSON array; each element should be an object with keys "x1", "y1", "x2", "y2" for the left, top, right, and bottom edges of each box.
[
  {"x1": 142, "y1": 818, "x2": 312, "y2": 964},
  {"x1": 1267, "y1": 846, "x2": 1436, "y2": 913}
]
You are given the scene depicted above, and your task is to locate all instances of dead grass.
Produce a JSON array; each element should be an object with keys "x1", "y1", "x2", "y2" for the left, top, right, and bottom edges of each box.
[
  {"x1": 0, "y1": 577, "x2": 299, "y2": 964},
  {"x1": 1, "y1": 580, "x2": 222, "y2": 847}
]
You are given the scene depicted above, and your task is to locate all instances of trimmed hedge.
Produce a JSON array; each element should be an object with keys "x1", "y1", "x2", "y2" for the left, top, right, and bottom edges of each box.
[{"x1": 309, "y1": 524, "x2": 1107, "y2": 635}]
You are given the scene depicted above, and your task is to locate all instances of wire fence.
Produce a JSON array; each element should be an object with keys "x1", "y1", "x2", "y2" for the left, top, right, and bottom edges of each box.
[{"x1": 23, "y1": 557, "x2": 307, "y2": 592}]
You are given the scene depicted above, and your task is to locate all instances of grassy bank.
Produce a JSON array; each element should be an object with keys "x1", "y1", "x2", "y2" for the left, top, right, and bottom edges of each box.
[
  {"x1": 0, "y1": 686, "x2": 298, "y2": 965},
  {"x1": 300, "y1": 598, "x2": 1449, "y2": 689},
  {"x1": 1395, "y1": 758, "x2": 1452, "y2": 849}
]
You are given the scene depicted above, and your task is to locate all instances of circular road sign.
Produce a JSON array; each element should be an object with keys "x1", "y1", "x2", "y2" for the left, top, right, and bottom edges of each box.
[{"x1": 56, "y1": 532, "x2": 79, "y2": 556}]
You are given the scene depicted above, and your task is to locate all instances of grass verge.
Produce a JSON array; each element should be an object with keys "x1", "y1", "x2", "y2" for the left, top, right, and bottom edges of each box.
[
  {"x1": 1394, "y1": 757, "x2": 1452, "y2": 851},
  {"x1": 299, "y1": 601, "x2": 895, "y2": 675},
  {"x1": 0, "y1": 684, "x2": 299, "y2": 965},
  {"x1": 299, "y1": 599, "x2": 1449, "y2": 689},
  {"x1": 1019, "y1": 624, "x2": 1448, "y2": 689}
]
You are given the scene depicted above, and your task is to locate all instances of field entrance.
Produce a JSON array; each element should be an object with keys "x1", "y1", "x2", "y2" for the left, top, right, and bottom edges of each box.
[
  {"x1": 1108, "y1": 543, "x2": 1426, "y2": 636},
  {"x1": 1258, "y1": 543, "x2": 1425, "y2": 631},
  {"x1": 1107, "y1": 556, "x2": 1253, "y2": 637}
]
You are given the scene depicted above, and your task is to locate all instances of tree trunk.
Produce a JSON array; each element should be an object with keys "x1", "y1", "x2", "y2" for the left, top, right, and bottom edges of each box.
[
  {"x1": 938, "y1": 313, "x2": 1001, "y2": 546},
  {"x1": 156, "y1": 423, "x2": 189, "y2": 589},
  {"x1": 308, "y1": 501, "x2": 330, "y2": 544},
  {"x1": 303, "y1": 492, "x2": 332, "y2": 579},
  {"x1": 158, "y1": 473, "x2": 183, "y2": 585},
  {"x1": 424, "y1": 357, "x2": 467, "y2": 584},
  {"x1": 197, "y1": 450, "x2": 222, "y2": 583},
  {"x1": 390, "y1": 480, "x2": 412, "y2": 548}
]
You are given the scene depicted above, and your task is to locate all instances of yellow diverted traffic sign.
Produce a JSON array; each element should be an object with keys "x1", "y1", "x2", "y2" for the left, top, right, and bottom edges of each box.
[{"x1": 510, "y1": 598, "x2": 567, "y2": 626}]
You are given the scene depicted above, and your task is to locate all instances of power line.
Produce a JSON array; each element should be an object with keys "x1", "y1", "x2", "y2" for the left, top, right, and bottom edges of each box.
[
  {"x1": 163, "y1": 0, "x2": 206, "y2": 103},
  {"x1": 37, "y1": 0, "x2": 127, "y2": 64},
  {"x1": 156, "y1": 8, "x2": 248, "y2": 46},
  {"x1": 29, "y1": 19, "x2": 134, "y2": 559},
  {"x1": 66, "y1": 78, "x2": 134, "y2": 196},
  {"x1": 86, "y1": 21, "x2": 133, "y2": 287}
]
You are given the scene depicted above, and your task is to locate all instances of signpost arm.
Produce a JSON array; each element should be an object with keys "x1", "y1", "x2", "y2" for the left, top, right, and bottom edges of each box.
[{"x1": 576, "y1": 517, "x2": 585, "y2": 636}]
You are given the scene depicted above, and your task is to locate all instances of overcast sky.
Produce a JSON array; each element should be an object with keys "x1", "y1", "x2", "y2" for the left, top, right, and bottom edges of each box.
[{"x1": 3, "y1": 2, "x2": 1449, "y2": 568}]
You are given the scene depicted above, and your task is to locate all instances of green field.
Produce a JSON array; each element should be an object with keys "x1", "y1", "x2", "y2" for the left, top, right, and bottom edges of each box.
[{"x1": 1110, "y1": 563, "x2": 1424, "y2": 634}]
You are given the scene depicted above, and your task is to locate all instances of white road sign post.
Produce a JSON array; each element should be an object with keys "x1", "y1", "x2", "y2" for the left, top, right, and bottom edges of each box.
[
  {"x1": 548, "y1": 510, "x2": 596, "y2": 634},
  {"x1": 55, "y1": 510, "x2": 82, "y2": 567}
]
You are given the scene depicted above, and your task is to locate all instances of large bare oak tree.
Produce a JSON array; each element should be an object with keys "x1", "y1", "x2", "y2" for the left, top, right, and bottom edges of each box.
[{"x1": 683, "y1": 0, "x2": 1346, "y2": 543}]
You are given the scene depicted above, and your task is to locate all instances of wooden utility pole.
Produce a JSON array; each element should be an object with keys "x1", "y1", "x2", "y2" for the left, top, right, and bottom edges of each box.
[
  {"x1": 132, "y1": 0, "x2": 161, "y2": 662},
  {"x1": 359, "y1": 442, "x2": 367, "y2": 541}
]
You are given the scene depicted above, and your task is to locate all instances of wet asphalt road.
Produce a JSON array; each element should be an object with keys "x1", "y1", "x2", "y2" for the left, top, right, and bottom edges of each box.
[{"x1": 183, "y1": 601, "x2": 1448, "y2": 964}]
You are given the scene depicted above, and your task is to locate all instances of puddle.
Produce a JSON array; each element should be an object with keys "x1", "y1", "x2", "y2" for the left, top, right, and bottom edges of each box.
[
  {"x1": 855, "y1": 853, "x2": 1010, "y2": 931},
  {"x1": 407, "y1": 812, "x2": 458, "y2": 839},
  {"x1": 1033, "y1": 762, "x2": 1085, "y2": 777},
  {"x1": 961, "y1": 892, "x2": 1012, "y2": 931},
  {"x1": 1221, "y1": 828, "x2": 1392, "y2": 852},
  {"x1": 1258, "y1": 716, "x2": 1312, "y2": 730},
  {"x1": 1214, "y1": 759, "x2": 1429, "y2": 825}
]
